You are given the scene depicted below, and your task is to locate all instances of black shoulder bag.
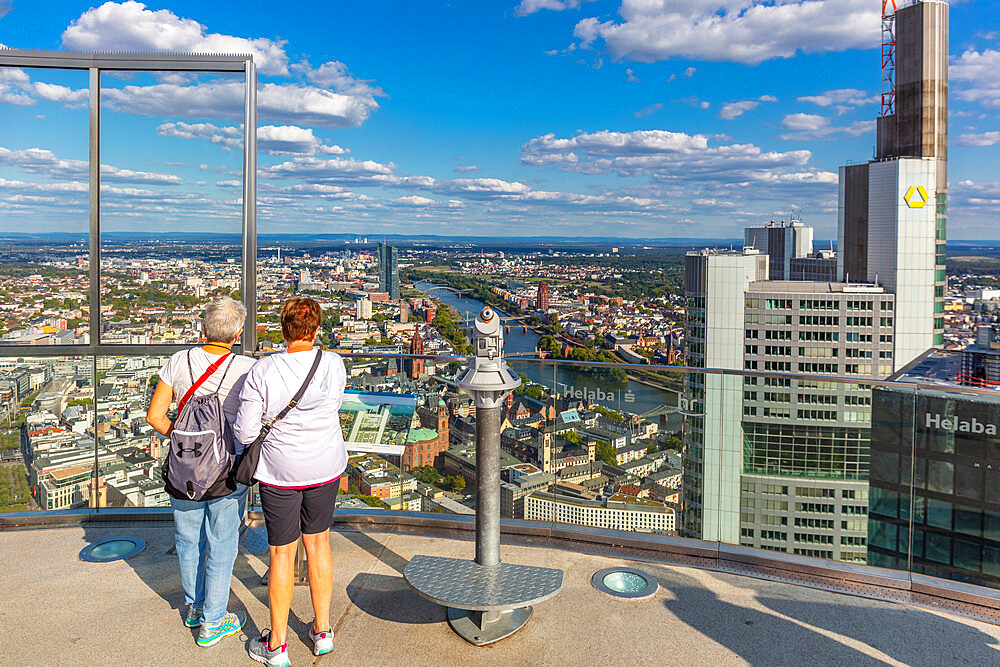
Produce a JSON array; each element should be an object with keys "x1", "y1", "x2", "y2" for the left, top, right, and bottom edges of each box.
[{"x1": 233, "y1": 348, "x2": 323, "y2": 486}]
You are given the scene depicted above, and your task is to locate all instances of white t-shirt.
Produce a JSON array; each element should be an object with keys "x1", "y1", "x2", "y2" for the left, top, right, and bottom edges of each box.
[
  {"x1": 158, "y1": 348, "x2": 257, "y2": 427},
  {"x1": 233, "y1": 349, "x2": 348, "y2": 488}
]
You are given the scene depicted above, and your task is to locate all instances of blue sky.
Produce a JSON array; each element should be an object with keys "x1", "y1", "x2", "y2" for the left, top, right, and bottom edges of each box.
[{"x1": 1, "y1": 0, "x2": 999, "y2": 239}]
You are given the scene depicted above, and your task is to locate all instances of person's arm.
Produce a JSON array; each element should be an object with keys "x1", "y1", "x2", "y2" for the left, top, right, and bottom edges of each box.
[
  {"x1": 234, "y1": 367, "x2": 265, "y2": 446},
  {"x1": 145, "y1": 380, "x2": 175, "y2": 437}
]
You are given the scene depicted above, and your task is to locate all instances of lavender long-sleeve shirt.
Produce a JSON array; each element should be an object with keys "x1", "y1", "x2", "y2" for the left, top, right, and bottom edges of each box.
[{"x1": 234, "y1": 349, "x2": 348, "y2": 487}]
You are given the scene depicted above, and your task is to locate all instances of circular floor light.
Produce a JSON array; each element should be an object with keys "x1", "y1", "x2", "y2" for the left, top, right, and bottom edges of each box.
[
  {"x1": 79, "y1": 536, "x2": 146, "y2": 563},
  {"x1": 591, "y1": 567, "x2": 658, "y2": 599}
]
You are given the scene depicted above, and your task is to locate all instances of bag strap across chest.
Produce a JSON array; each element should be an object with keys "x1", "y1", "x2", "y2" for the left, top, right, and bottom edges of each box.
[{"x1": 177, "y1": 350, "x2": 234, "y2": 413}]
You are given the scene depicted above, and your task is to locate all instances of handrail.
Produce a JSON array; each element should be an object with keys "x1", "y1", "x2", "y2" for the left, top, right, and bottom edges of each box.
[
  {"x1": 0, "y1": 49, "x2": 251, "y2": 71},
  {"x1": 2, "y1": 346, "x2": 997, "y2": 398}
]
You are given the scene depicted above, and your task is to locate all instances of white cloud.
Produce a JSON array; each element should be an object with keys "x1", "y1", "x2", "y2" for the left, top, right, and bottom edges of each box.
[
  {"x1": 0, "y1": 67, "x2": 35, "y2": 106},
  {"x1": 292, "y1": 60, "x2": 386, "y2": 99},
  {"x1": 318, "y1": 144, "x2": 349, "y2": 155},
  {"x1": 31, "y1": 82, "x2": 89, "y2": 108},
  {"x1": 257, "y1": 125, "x2": 323, "y2": 155},
  {"x1": 158, "y1": 121, "x2": 242, "y2": 149},
  {"x1": 100, "y1": 80, "x2": 378, "y2": 129},
  {"x1": 159, "y1": 122, "x2": 323, "y2": 155},
  {"x1": 719, "y1": 101, "x2": 759, "y2": 119},
  {"x1": 0, "y1": 146, "x2": 182, "y2": 185},
  {"x1": 61, "y1": 1, "x2": 290, "y2": 75},
  {"x1": 951, "y1": 48, "x2": 1000, "y2": 109},
  {"x1": 796, "y1": 88, "x2": 877, "y2": 112},
  {"x1": 782, "y1": 113, "x2": 828, "y2": 132},
  {"x1": 260, "y1": 156, "x2": 397, "y2": 184},
  {"x1": 515, "y1": 0, "x2": 593, "y2": 17},
  {"x1": 777, "y1": 113, "x2": 874, "y2": 140},
  {"x1": 955, "y1": 131, "x2": 1000, "y2": 147},
  {"x1": 0, "y1": 3, "x2": 378, "y2": 130},
  {"x1": 520, "y1": 129, "x2": 818, "y2": 185},
  {"x1": 719, "y1": 96, "x2": 775, "y2": 120},
  {"x1": 625, "y1": 68, "x2": 639, "y2": 82},
  {"x1": 392, "y1": 195, "x2": 438, "y2": 206},
  {"x1": 635, "y1": 102, "x2": 663, "y2": 118},
  {"x1": 453, "y1": 165, "x2": 480, "y2": 173},
  {"x1": 573, "y1": 0, "x2": 880, "y2": 65}
]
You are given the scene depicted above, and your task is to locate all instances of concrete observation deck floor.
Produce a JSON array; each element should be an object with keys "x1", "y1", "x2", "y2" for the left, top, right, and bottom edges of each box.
[{"x1": 2, "y1": 522, "x2": 999, "y2": 666}]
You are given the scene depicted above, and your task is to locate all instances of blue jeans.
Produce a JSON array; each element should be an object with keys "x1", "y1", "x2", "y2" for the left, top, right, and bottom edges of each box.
[{"x1": 171, "y1": 484, "x2": 249, "y2": 625}]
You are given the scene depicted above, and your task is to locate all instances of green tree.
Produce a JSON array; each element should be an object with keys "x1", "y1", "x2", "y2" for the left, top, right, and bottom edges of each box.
[
  {"x1": 595, "y1": 441, "x2": 617, "y2": 466},
  {"x1": 356, "y1": 494, "x2": 389, "y2": 509},
  {"x1": 413, "y1": 465, "x2": 442, "y2": 485}
]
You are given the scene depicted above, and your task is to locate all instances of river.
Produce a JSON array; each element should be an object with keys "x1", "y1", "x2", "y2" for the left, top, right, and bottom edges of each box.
[{"x1": 414, "y1": 280, "x2": 681, "y2": 428}]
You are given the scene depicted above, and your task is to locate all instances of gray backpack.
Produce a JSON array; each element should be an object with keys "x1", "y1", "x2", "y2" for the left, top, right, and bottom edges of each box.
[{"x1": 162, "y1": 351, "x2": 238, "y2": 501}]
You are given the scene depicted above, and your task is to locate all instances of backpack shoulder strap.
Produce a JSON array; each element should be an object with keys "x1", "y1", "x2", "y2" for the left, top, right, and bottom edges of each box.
[
  {"x1": 209, "y1": 354, "x2": 237, "y2": 397},
  {"x1": 177, "y1": 352, "x2": 231, "y2": 414}
]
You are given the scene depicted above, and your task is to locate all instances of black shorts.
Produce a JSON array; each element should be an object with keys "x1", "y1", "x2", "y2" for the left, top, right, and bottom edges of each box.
[{"x1": 259, "y1": 479, "x2": 339, "y2": 547}]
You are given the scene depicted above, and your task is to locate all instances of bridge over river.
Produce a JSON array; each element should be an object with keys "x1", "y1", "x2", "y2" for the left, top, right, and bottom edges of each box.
[{"x1": 414, "y1": 280, "x2": 681, "y2": 428}]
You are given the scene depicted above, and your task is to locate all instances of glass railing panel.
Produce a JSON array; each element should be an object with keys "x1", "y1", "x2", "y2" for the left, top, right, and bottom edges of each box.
[
  {"x1": 0, "y1": 67, "x2": 90, "y2": 346},
  {"x1": 903, "y1": 379, "x2": 1000, "y2": 589},
  {"x1": 339, "y1": 353, "x2": 433, "y2": 516},
  {"x1": 99, "y1": 70, "x2": 243, "y2": 345},
  {"x1": 96, "y1": 354, "x2": 172, "y2": 508},
  {"x1": 511, "y1": 357, "x2": 681, "y2": 539},
  {"x1": 868, "y1": 383, "x2": 916, "y2": 572},
  {"x1": 505, "y1": 358, "x2": 559, "y2": 529},
  {"x1": 1, "y1": 355, "x2": 96, "y2": 513},
  {"x1": 730, "y1": 371, "x2": 876, "y2": 564}
]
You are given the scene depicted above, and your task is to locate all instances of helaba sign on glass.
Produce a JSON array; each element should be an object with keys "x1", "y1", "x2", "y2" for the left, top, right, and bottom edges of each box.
[
  {"x1": 924, "y1": 412, "x2": 998, "y2": 436},
  {"x1": 555, "y1": 384, "x2": 636, "y2": 404}
]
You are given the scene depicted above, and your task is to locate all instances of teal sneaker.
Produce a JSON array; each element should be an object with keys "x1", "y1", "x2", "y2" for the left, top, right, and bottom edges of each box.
[
  {"x1": 310, "y1": 626, "x2": 334, "y2": 656},
  {"x1": 197, "y1": 611, "x2": 246, "y2": 647},
  {"x1": 184, "y1": 604, "x2": 203, "y2": 628}
]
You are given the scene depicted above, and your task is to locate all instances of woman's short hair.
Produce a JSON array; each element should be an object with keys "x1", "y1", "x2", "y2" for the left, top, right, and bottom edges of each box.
[
  {"x1": 281, "y1": 296, "x2": 322, "y2": 342},
  {"x1": 203, "y1": 296, "x2": 246, "y2": 343}
]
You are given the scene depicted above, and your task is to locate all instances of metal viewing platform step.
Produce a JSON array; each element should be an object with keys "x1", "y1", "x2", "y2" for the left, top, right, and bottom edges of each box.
[
  {"x1": 404, "y1": 554, "x2": 563, "y2": 611},
  {"x1": 404, "y1": 554, "x2": 564, "y2": 646}
]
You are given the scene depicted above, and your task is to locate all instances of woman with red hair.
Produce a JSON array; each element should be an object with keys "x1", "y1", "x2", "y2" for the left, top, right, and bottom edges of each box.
[{"x1": 235, "y1": 297, "x2": 347, "y2": 666}]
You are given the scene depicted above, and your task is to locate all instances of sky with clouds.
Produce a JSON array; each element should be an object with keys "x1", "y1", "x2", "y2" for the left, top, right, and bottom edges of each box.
[{"x1": 0, "y1": 0, "x2": 998, "y2": 239}]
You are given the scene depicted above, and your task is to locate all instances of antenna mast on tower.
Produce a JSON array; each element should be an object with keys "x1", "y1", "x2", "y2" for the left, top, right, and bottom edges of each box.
[{"x1": 881, "y1": 0, "x2": 898, "y2": 117}]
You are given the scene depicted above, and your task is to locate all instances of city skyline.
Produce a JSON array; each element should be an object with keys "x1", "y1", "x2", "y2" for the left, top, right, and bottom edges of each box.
[{"x1": 0, "y1": 1, "x2": 999, "y2": 239}]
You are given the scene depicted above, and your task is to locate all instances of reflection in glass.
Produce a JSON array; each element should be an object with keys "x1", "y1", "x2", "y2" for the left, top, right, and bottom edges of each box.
[
  {"x1": 97, "y1": 355, "x2": 171, "y2": 508},
  {"x1": 1, "y1": 357, "x2": 95, "y2": 512}
]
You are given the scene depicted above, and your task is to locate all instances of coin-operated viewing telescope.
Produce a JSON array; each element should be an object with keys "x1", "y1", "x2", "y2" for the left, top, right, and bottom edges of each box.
[
  {"x1": 405, "y1": 306, "x2": 561, "y2": 647},
  {"x1": 456, "y1": 306, "x2": 521, "y2": 407}
]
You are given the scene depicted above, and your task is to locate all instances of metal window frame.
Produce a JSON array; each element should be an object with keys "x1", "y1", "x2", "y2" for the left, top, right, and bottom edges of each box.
[{"x1": 0, "y1": 49, "x2": 258, "y2": 355}]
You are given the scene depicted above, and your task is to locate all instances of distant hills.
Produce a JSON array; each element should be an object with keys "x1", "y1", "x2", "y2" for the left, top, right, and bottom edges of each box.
[{"x1": 0, "y1": 231, "x2": 998, "y2": 249}]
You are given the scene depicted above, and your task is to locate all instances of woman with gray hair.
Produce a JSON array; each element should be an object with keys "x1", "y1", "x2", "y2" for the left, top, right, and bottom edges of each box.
[{"x1": 146, "y1": 296, "x2": 257, "y2": 647}]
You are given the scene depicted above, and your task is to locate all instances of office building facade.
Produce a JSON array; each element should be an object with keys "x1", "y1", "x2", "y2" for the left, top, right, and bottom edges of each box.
[
  {"x1": 681, "y1": 0, "x2": 946, "y2": 561},
  {"x1": 378, "y1": 242, "x2": 400, "y2": 300}
]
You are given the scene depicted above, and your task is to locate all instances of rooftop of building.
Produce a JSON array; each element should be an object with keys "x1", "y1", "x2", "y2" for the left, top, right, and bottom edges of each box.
[
  {"x1": 748, "y1": 281, "x2": 885, "y2": 294},
  {"x1": 885, "y1": 349, "x2": 1000, "y2": 399},
  {"x1": 3, "y1": 517, "x2": 1000, "y2": 665}
]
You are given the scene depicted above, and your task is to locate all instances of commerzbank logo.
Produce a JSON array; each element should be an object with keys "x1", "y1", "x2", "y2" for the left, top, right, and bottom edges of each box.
[
  {"x1": 925, "y1": 412, "x2": 998, "y2": 436},
  {"x1": 904, "y1": 185, "x2": 929, "y2": 208}
]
